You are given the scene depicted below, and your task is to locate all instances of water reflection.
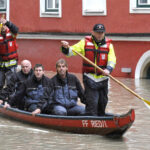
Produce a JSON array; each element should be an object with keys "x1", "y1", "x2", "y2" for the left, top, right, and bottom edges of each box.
[
  {"x1": 0, "y1": 118, "x2": 128, "y2": 150},
  {"x1": 0, "y1": 78, "x2": 150, "y2": 150}
]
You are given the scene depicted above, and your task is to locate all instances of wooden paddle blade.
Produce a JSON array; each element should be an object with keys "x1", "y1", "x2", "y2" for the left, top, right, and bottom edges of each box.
[
  {"x1": 143, "y1": 100, "x2": 150, "y2": 109},
  {"x1": 143, "y1": 99, "x2": 150, "y2": 106}
]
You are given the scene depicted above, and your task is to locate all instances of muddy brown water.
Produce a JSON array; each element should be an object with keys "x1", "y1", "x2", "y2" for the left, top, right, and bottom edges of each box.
[{"x1": 0, "y1": 72, "x2": 150, "y2": 150}]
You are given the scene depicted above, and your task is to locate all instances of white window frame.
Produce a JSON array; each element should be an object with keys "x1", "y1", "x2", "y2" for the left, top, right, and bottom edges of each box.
[
  {"x1": 130, "y1": 0, "x2": 150, "y2": 13},
  {"x1": 40, "y1": 0, "x2": 62, "y2": 18},
  {"x1": 82, "y1": 0, "x2": 107, "y2": 16},
  {"x1": 137, "y1": 0, "x2": 150, "y2": 7},
  {"x1": 0, "y1": 0, "x2": 7, "y2": 13}
]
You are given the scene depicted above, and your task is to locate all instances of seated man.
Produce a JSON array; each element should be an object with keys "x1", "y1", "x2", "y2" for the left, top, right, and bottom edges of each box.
[
  {"x1": 6, "y1": 64, "x2": 51, "y2": 116},
  {"x1": 47, "y1": 58, "x2": 85, "y2": 116},
  {"x1": 0, "y1": 60, "x2": 33, "y2": 109}
]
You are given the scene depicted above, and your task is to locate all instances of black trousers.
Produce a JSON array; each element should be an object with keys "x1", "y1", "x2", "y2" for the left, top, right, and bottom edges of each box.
[
  {"x1": 0, "y1": 66, "x2": 16, "y2": 90},
  {"x1": 83, "y1": 75, "x2": 108, "y2": 116}
]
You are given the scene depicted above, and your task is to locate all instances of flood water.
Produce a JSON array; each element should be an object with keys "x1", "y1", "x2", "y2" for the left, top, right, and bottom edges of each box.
[{"x1": 0, "y1": 75, "x2": 150, "y2": 150}]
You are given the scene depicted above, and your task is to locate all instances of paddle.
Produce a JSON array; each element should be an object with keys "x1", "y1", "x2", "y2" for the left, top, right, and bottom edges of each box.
[{"x1": 72, "y1": 49, "x2": 150, "y2": 108}]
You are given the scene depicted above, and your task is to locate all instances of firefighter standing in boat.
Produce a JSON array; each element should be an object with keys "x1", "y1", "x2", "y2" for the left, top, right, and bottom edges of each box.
[
  {"x1": 61, "y1": 24, "x2": 116, "y2": 116},
  {"x1": 0, "y1": 15, "x2": 19, "y2": 91}
]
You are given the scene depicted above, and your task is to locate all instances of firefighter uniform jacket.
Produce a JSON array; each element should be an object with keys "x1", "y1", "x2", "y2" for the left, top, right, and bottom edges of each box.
[
  {"x1": 66, "y1": 35, "x2": 116, "y2": 82},
  {"x1": 0, "y1": 21, "x2": 19, "y2": 68}
]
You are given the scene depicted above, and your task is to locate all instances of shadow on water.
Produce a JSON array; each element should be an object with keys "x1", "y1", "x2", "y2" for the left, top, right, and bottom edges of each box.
[{"x1": 0, "y1": 116, "x2": 129, "y2": 150}]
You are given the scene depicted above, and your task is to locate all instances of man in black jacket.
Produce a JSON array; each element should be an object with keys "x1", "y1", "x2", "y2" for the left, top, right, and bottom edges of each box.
[
  {"x1": 5, "y1": 64, "x2": 51, "y2": 116},
  {"x1": 0, "y1": 60, "x2": 33, "y2": 109},
  {"x1": 46, "y1": 59, "x2": 85, "y2": 116}
]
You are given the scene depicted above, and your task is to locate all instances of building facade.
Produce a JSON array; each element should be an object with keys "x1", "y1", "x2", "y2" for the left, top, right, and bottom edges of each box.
[{"x1": 1, "y1": 0, "x2": 150, "y2": 78}]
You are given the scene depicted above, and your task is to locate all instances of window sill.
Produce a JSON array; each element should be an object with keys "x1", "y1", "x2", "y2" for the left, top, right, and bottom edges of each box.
[
  {"x1": 130, "y1": 7, "x2": 150, "y2": 13},
  {"x1": 83, "y1": 9, "x2": 106, "y2": 16},
  {"x1": 40, "y1": 12, "x2": 61, "y2": 18}
]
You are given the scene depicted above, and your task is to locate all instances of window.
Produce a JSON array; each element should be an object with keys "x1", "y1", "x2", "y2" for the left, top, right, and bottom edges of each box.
[
  {"x1": 0, "y1": 0, "x2": 6, "y2": 12},
  {"x1": 40, "y1": 0, "x2": 61, "y2": 17},
  {"x1": 45, "y1": 0, "x2": 59, "y2": 12},
  {"x1": 130, "y1": 0, "x2": 150, "y2": 13},
  {"x1": 137, "y1": 0, "x2": 150, "y2": 7},
  {"x1": 82, "y1": 0, "x2": 107, "y2": 16}
]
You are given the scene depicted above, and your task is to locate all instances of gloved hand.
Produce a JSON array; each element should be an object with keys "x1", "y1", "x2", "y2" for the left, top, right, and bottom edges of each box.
[{"x1": 62, "y1": 47, "x2": 69, "y2": 55}]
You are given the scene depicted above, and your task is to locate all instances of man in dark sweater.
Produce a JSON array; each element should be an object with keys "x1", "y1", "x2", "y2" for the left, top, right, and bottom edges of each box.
[
  {"x1": 0, "y1": 60, "x2": 33, "y2": 109},
  {"x1": 4, "y1": 64, "x2": 52, "y2": 116},
  {"x1": 46, "y1": 59, "x2": 85, "y2": 116}
]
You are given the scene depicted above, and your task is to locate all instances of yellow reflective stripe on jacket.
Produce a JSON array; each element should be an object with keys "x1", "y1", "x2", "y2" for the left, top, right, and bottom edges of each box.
[
  {"x1": 107, "y1": 44, "x2": 116, "y2": 69},
  {"x1": 0, "y1": 59, "x2": 17, "y2": 68}
]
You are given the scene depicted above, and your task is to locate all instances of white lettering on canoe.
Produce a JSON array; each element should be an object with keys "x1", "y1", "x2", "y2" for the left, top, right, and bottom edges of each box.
[
  {"x1": 82, "y1": 120, "x2": 108, "y2": 128},
  {"x1": 82, "y1": 120, "x2": 88, "y2": 127},
  {"x1": 90, "y1": 120, "x2": 108, "y2": 128}
]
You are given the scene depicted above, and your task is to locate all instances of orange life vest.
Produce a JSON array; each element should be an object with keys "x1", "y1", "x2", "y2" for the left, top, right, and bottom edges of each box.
[
  {"x1": 83, "y1": 36, "x2": 111, "y2": 75},
  {"x1": 0, "y1": 29, "x2": 18, "y2": 61}
]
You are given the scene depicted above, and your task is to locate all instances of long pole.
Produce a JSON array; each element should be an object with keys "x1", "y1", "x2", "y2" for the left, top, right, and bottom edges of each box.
[{"x1": 72, "y1": 49, "x2": 150, "y2": 108}]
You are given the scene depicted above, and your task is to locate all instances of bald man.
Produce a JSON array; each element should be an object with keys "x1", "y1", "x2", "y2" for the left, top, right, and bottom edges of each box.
[{"x1": 0, "y1": 60, "x2": 33, "y2": 109}]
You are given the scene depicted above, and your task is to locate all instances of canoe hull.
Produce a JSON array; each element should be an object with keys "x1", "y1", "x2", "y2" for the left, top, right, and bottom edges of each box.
[{"x1": 0, "y1": 105, "x2": 135, "y2": 138}]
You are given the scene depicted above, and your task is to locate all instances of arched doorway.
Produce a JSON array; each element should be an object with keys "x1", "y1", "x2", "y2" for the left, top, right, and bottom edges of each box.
[{"x1": 135, "y1": 50, "x2": 150, "y2": 79}]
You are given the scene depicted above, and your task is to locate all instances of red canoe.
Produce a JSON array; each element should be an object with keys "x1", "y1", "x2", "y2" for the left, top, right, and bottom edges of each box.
[{"x1": 0, "y1": 104, "x2": 135, "y2": 138}]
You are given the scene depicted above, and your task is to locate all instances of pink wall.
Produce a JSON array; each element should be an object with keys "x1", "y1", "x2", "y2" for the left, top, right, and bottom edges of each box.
[
  {"x1": 17, "y1": 39, "x2": 149, "y2": 78},
  {"x1": 10, "y1": 0, "x2": 150, "y2": 33},
  {"x1": 17, "y1": 39, "x2": 83, "y2": 73},
  {"x1": 7, "y1": 0, "x2": 150, "y2": 78},
  {"x1": 112, "y1": 41, "x2": 149, "y2": 78}
]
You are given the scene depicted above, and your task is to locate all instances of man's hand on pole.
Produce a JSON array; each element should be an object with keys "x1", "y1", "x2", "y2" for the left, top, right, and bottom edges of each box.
[{"x1": 102, "y1": 69, "x2": 110, "y2": 76}]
